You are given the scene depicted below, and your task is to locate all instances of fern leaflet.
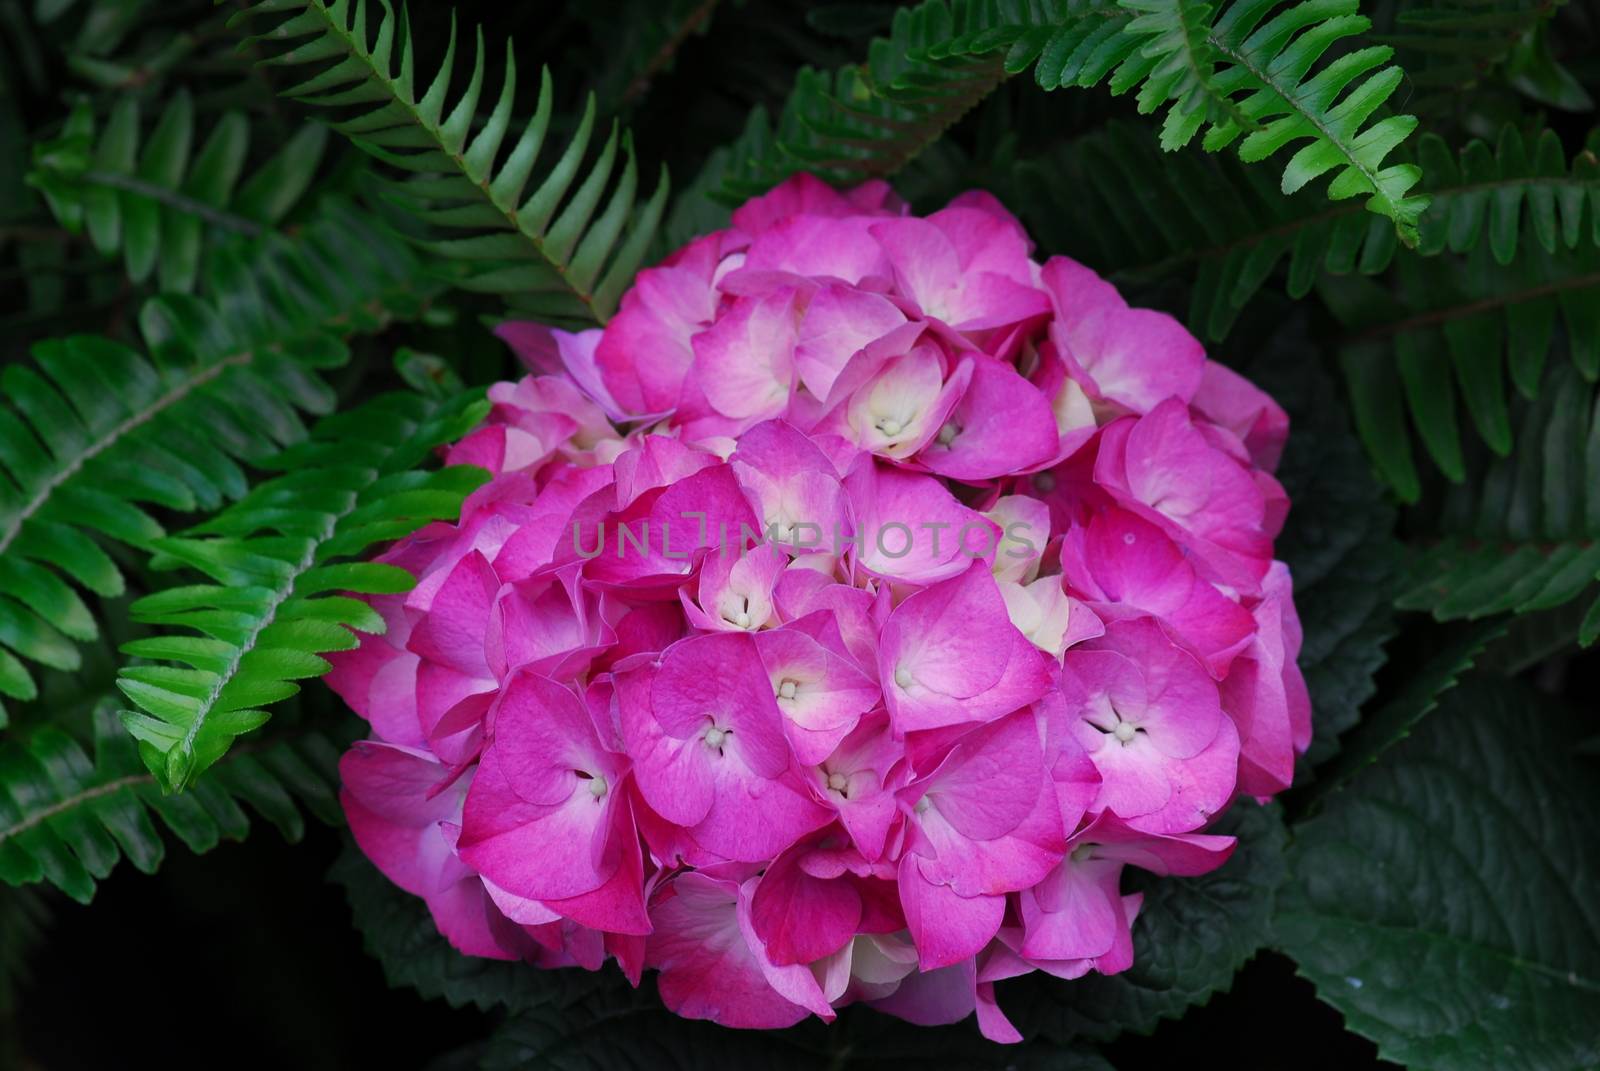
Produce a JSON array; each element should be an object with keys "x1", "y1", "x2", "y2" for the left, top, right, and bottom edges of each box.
[
  {"x1": 27, "y1": 90, "x2": 328, "y2": 292},
  {"x1": 0, "y1": 199, "x2": 435, "y2": 730},
  {"x1": 0, "y1": 703, "x2": 340, "y2": 902},
  {"x1": 226, "y1": 0, "x2": 668, "y2": 325},
  {"x1": 116, "y1": 391, "x2": 491, "y2": 791}
]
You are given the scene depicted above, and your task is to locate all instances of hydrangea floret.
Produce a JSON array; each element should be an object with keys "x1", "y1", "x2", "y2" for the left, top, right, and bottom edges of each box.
[{"x1": 330, "y1": 175, "x2": 1307, "y2": 1041}]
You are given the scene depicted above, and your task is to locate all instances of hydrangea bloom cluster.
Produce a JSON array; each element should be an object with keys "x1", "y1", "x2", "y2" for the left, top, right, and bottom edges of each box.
[{"x1": 329, "y1": 175, "x2": 1308, "y2": 1041}]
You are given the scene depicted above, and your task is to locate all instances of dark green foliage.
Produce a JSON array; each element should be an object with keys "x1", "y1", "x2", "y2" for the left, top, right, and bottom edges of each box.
[
  {"x1": 713, "y1": 1, "x2": 1014, "y2": 198},
  {"x1": 1276, "y1": 677, "x2": 1600, "y2": 1070},
  {"x1": 1413, "y1": 125, "x2": 1600, "y2": 262},
  {"x1": 1329, "y1": 240, "x2": 1600, "y2": 499},
  {"x1": 1009, "y1": 122, "x2": 1394, "y2": 341},
  {"x1": 0, "y1": 198, "x2": 433, "y2": 730},
  {"x1": 1007, "y1": 120, "x2": 1600, "y2": 342},
  {"x1": 1299, "y1": 617, "x2": 1507, "y2": 804},
  {"x1": 1250, "y1": 347, "x2": 1403, "y2": 767},
  {"x1": 1395, "y1": 364, "x2": 1600, "y2": 642},
  {"x1": 226, "y1": 0, "x2": 669, "y2": 325},
  {"x1": 117, "y1": 391, "x2": 491, "y2": 790},
  {"x1": 480, "y1": 988, "x2": 1117, "y2": 1070},
  {"x1": 0, "y1": 703, "x2": 339, "y2": 902},
  {"x1": 27, "y1": 90, "x2": 328, "y2": 291},
  {"x1": 1379, "y1": 0, "x2": 1573, "y2": 97},
  {"x1": 719, "y1": 0, "x2": 1426, "y2": 239},
  {"x1": 333, "y1": 841, "x2": 616, "y2": 1014}
]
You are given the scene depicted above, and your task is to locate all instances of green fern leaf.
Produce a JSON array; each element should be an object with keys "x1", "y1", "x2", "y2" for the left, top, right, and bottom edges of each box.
[
  {"x1": 1414, "y1": 125, "x2": 1600, "y2": 262},
  {"x1": 26, "y1": 92, "x2": 328, "y2": 293},
  {"x1": 225, "y1": 0, "x2": 668, "y2": 325},
  {"x1": 1379, "y1": 0, "x2": 1573, "y2": 98},
  {"x1": 1180, "y1": 0, "x2": 1428, "y2": 241},
  {"x1": 1006, "y1": 121, "x2": 1599, "y2": 341},
  {"x1": 718, "y1": 0, "x2": 1427, "y2": 240},
  {"x1": 1326, "y1": 235, "x2": 1600, "y2": 498},
  {"x1": 1393, "y1": 363, "x2": 1600, "y2": 640},
  {"x1": 0, "y1": 199, "x2": 436, "y2": 731},
  {"x1": 116, "y1": 391, "x2": 491, "y2": 792},
  {"x1": 714, "y1": 3, "x2": 1013, "y2": 200},
  {"x1": 1120, "y1": 0, "x2": 1257, "y2": 150},
  {"x1": 0, "y1": 703, "x2": 339, "y2": 903}
]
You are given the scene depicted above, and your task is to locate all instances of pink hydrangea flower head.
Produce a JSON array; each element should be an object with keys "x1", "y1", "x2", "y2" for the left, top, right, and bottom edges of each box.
[{"x1": 329, "y1": 173, "x2": 1308, "y2": 1041}]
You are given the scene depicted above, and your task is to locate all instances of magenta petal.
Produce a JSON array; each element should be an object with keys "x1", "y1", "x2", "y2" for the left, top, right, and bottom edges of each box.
[
  {"x1": 917, "y1": 356, "x2": 1058, "y2": 480},
  {"x1": 646, "y1": 871, "x2": 814, "y2": 1029},
  {"x1": 691, "y1": 288, "x2": 800, "y2": 423},
  {"x1": 897, "y1": 857, "x2": 1005, "y2": 970},
  {"x1": 880, "y1": 564, "x2": 1049, "y2": 733},
  {"x1": 340, "y1": 741, "x2": 465, "y2": 897},
  {"x1": 749, "y1": 839, "x2": 863, "y2": 965},
  {"x1": 795, "y1": 283, "x2": 908, "y2": 399},
  {"x1": 869, "y1": 954, "x2": 977, "y2": 1026},
  {"x1": 755, "y1": 627, "x2": 878, "y2": 764},
  {"x1": 1019, "y1": 854, "x2": 1128, "y2": 961},
  {"x1": 407, "y1": 550, "x2": 499, "y2": 676},
  {"x1": 974, "y1": 980, "x2": 1023, "y2": 1044},
  {"x1": 649, "y1": 632, "x2": 790, "y2": 774}
]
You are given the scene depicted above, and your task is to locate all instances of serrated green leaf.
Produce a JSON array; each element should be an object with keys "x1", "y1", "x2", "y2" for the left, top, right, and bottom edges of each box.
[{"x1": 1276, "y1": 678, "x2": 1600, "y2": 1071}]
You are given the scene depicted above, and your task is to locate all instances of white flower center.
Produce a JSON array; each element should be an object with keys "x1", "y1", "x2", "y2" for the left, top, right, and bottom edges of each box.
[
  {"x1": 894, "y1": 666, "x2": 913, "y2": 689},
  {"x1": 587, "y1": 774, "x2": 608, "y2": 800},
  {"x1": 778, "y1": 679, "x2": 798, "y2": 700},
  {"x1": 914, "y1": 794, "x2": 932, "y2": 815},
  {"x1": 937, "y1": 421, "x2": 959, "y2": 446},
  {"x1": 721, "y1": 595, "x2": 754, "y2": 629},
  {"x1": 876, "y1": 416, "x2": 904, "y2": 438},
  {"x1": 827, "y1": 771, "x2": 848, "y2": 792},
  {"x1": 1113, "y1": 721, "x2": 1138, "y2": 744},
  {"x1": 704, "y1": 725, "x2": 729, "y2": 750}
]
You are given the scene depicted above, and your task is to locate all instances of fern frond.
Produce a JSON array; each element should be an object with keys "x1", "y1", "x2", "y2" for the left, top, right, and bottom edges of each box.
[
  {"x1": 1379, "y1": 0, "x2": 1568, "y2": 92},
  {"x1": 1327, "y1": 239, "x2": 1600, "y2": 500},
  {"x1": 26, "y1": 91, "x2": 328, "y2": 293},
  {"x1": 0, "y1": 199, "x2": 435, "y2": 730},
  {"x1": 0, "y1": 703, "x2": 340, "y2": 903},
  {"x1": 719, "y1": 0, "x2": 1427, "y2": 240},
  {"x1": 714, "y1": 2, "x2": 1014, "y2": 200},
  {"x1": 1120, "y1": 0, "x2": 1258, "y2": 149},
  {"x1": 1010, "y1": 121, "x2": 1376, "y2": 340},
  {"x1": 1394, "y1": 364, "x2": 1600, "y2": 645},
  {"x1": 116, "y1": 391, "x2": 491, "y2": 792},
  {"x1": 593, "y1": 0, "x2": 722, "y2": 111},
  {"x1": 1413, "y1": 125, "x2": 1600, "y2": 261},
  {"x1": 1143, "y1": 0, "x2": 1429, "y2": 240},
  {"x1": 1006, "y1": 121, "x2": 1599, "y2": 340},
  {"x1": 226, "y1": 0, "x2": 668, "y2": 325}
]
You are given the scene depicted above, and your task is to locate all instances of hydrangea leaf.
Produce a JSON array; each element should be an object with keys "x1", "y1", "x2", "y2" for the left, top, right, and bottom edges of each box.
[
  {"x1": 1300, "y1": 617, "x2": 1507, "y2": 806},
  {"x1": 1005, "y1": 801, "x2": 1287, "y2": 1042},
  {"x1": 1275, "y1": 677, "x2": 1600, "y2": 1071},
  {"x1": 330, "y1": 844, "x2": 614, "y2": 1015}
]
